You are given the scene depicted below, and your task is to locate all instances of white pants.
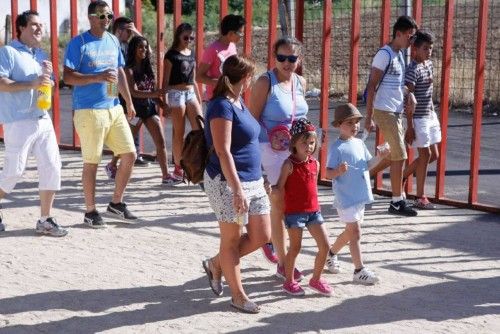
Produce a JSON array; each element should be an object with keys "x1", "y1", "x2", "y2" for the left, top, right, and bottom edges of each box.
[{"x1": 0, "y1": 115, "x2": 61, "y2": 193}]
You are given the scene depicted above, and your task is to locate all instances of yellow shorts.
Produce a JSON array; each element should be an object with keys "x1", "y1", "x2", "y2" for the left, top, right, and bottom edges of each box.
[
  {"x1": 74, "y1": 105, "x2": 136, "y2": 164},
  {"x1": 373, "y1": 109, "x2": 407, "y2": 161}
]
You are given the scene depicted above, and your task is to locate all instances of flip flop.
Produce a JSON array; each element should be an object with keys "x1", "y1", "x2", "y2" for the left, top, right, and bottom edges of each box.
[
  {"x1": 230, "y1": 298, "x2": 260, "y2": 314},
  {"x1": 202, "y1": 259, "x2": 223, "y2": 296}
]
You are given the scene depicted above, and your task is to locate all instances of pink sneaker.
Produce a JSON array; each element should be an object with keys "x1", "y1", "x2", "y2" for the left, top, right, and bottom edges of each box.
[
  {"x1": 282, "y1": 280, "x2": 305, "y2": 296},
  {"x1": 162, "y1": 174, "x2": 183, "y2": 186},
  {"x1": 276, "y1": 264, "x2": 304, "y2": 282},
  {"x1": 261, "y1": 243, "x2": 279, "y2": 264},
  {"x1": 104, "y1": 162, "x2": 117, "y2": 180},
  {"x1": 173, "y1": 167, "x2": 184, "y2": 182},
  {"x1": 308, "y1": 278, "x2": 333, "y2": 296}
]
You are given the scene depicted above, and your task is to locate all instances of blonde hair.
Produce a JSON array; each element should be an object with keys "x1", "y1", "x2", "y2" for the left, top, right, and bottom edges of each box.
[{"x1": 211, "y1": 55, "x2": 255, "y2": 99}]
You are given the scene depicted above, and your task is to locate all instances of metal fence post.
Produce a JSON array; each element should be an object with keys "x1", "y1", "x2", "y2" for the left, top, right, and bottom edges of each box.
[
  {"x1": 435, "y1": 0, "x2": 454, "y2": 200},
  {"x1": 318, "y1": 0, "x2": 332, "y2": 180},
  {"x1": 49, "y1": 0, "x2": 60, "y2": 142},
  {"x1": 349, "y1": 0, "x2": 361, "y2": 106},
  {"x1": 469, "y1": 0, "x2": 489, "y2": 204}
]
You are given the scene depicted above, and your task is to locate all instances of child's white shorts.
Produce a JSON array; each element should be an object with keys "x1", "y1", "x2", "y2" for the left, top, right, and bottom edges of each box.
[
  {"x1": 411, "y1": 112, "x2": 442, "y2": 148},
  {"x1": 336, "y1": 203, "x2": 365, "y2": 224}
]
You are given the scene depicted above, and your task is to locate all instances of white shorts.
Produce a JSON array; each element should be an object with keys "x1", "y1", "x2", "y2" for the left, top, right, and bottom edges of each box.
[
  {"x1": 336, "y1": 203, "x2": 365, "y2": 224},
  {"x1": 260, "y1": 142, "x2": 290, "y2": 185},
  {"x1": 411, "y1": 112, "x2": 442, "y2": 148},
  {"x1": 0, "y1": 115, "x2": 61, "y2": 193},
  {"x1": 204, "y1": 171, "x2": 270, "y2": 224}
]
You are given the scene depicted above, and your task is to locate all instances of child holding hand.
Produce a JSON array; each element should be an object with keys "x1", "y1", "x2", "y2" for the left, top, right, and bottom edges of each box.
[
  {"x1": 275, "y1": 118, "x2": 332, "y2": 296},
  {"x1": 326, "y1": 103, "x2": 390, "y2": 284}
]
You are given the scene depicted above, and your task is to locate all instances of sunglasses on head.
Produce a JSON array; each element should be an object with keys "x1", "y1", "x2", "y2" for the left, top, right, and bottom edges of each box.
[
  {"x1": 276, "y1": 54, "x2": 299, "y2": 63},
  {"x1": 183, "y1": 36, "x2": 195, "y2": 41},
  {"x1": 90, "y1": 12, "x2": 114, "y2": 20}
]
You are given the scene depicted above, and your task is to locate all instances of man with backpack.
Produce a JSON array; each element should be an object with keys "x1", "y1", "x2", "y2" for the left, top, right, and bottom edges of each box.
[
  {"x1": 63, "y1": 0, "x2": 138, "y2": 228},
  {"x1": 364, "y1": 15, "x2": 418, "y2": 217}
]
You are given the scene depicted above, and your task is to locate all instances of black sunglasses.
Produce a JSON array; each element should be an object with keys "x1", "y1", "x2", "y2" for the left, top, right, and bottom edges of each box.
[
  {"x1": 276, "y1": 54, "x2": 299, "y2": 63},
  {"x1": 90, "y1": 12, "x2": 114, "y2": 20},
  {"x1": 183, "y1": 36, "x2": 195, "y2": 41}
]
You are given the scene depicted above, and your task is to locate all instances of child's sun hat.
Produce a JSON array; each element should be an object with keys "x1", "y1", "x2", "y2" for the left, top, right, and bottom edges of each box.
[{"x1": 332, "y1": 103, "x2": 364, "y2": 127}]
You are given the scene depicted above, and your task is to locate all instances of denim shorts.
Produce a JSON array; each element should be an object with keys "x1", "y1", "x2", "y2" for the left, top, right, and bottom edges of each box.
[
  {"x1": 167, "y1": 88, "x2": 196, "y2": 108},
  {"x1": 284, "y1": 211, "x2": 324, "y2": 229}
]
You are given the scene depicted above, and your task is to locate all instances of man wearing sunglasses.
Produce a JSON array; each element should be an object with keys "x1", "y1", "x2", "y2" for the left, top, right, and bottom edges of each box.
[
  {"x1": 364, "y1": 15, "x2": 418, "y2": 217},
  {"x1": 63, "y1": 0, "x2": 138, "y2": 228}
]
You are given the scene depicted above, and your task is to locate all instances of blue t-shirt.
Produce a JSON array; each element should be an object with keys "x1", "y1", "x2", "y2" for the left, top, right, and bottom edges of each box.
[
  {"x1": 64, "y1": 31, "x2": 124, "y2": 109},
  {"x1": 327, "y1": 138, "x2": 374, "y2": 209},
  {"x1": 0, "y1": 40, "x2": 46, "y2": 123},
  {"x1": 205, "y1": 97, "x2": 262, "y2": 182}
]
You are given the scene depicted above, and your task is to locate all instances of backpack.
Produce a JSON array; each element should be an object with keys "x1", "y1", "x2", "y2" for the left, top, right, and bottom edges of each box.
[
  {"x1": 180, "y1": 115, "x2": 212, "y2": 184},
  {"x1": 362, "y1": 48, "x2": 392, "y2": 104}
]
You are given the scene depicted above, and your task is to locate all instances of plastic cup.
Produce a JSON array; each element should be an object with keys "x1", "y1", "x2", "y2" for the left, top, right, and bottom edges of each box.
[
  {"x1": 236, "y1": 213, "x2": 247, "y2": 226},
  {"x1": 106, "y1": 69, "x2": 118, "y2": 98},
  {"x1": 107, "y1": 81, "x2": 118, "y2": 98},
  {"x1": 377, "y1": 142, "x2": 390, "y2": 154}
]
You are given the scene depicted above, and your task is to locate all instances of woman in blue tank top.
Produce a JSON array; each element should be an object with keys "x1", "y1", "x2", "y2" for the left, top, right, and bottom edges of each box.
[{"x1": 249, "y1": 37, "x2": 308, "y2": 282}]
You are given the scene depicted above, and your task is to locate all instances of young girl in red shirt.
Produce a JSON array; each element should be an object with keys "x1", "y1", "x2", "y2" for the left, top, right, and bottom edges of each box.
[{"x1": 275, "y1": 118, "x2": 332, "y2": 296}]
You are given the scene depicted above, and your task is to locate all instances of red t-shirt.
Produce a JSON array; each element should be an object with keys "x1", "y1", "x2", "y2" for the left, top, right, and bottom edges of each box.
[{"x1": 284, "y1": 156, "x2": 320, "y2": 214}]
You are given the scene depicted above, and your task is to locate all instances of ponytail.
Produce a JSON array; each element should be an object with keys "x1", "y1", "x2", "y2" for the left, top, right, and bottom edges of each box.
[
  {"x1": 213, "y1": 75, "x2": 236, "y2": 99},
  {"x1": 210, "y1": 55, "x2": 256, "y2": 100}
]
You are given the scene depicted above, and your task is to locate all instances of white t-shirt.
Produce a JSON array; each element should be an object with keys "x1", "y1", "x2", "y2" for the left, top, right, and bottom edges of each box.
[{"x1": 372, "y1": 45, "x2": 406, "y2": 113}]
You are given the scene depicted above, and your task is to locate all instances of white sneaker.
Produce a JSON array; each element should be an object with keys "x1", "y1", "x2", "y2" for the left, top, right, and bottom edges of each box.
[
  {"x1": 353, "y1": 267, "x2": 379, "y2": 285},
  {"x1": 326, "y1": 254, "x2": 341, "y2": 274}
]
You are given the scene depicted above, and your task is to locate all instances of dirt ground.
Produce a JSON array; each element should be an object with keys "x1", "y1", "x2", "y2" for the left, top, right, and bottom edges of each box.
[{"x1": 0, "y1": 147, "x2": 498, "y2": 334}]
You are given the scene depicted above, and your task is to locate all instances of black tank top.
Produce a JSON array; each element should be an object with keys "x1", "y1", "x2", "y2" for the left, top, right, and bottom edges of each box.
[{"x1": 165, "y1": 49, "x2": 195, "y2": 85}]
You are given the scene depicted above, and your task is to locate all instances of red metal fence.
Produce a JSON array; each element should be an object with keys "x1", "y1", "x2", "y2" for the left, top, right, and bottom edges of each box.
[{"x1": 3, "y1": 0, "x2": 498, "y2": 213}]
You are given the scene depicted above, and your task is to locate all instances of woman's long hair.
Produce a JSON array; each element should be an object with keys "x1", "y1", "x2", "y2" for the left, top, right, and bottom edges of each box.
[
  {"x1": 212, "y1": 55, "x2": 255, "y2": 100},
  {"x1": 169, "y1": 22, "x2": 193, "y2": 51},
  {"x1": 126, "y1": 35, "x2": 154, "y2": 80}
]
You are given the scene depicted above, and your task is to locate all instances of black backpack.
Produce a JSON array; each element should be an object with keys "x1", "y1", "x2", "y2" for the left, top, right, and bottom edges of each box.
[{"x1": 180, "y1": 115, "x2": 212, "y2": 184}]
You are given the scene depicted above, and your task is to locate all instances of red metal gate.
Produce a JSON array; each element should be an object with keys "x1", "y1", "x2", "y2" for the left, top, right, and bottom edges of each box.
[{"x1": 4, "y1": 0, "x2": 498, "y2": 213}]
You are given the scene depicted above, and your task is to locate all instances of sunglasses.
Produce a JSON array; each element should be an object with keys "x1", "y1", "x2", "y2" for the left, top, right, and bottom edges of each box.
[
  {"x1": 90, "y1": 12, "x2": 114, "y2": 20},
  {"x1": 183, "y1": 36, "x2": 195, "y2": 41},
  {"x1": 276, "y1": 54, "x2": 299, "y2": 63},
  {"x1": 409, "y1": 34, "x2": 417, "y2": 43},
  {"x1": 234, "y1": 31, "x2": 244, "y2": 37}
]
